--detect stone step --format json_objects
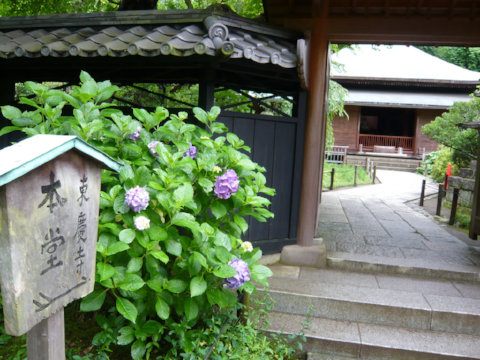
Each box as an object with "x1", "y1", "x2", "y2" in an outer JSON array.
[
  {"x1": 307, "y1": 352, "x2": 356, "y2": 359},
  {"x1": 260, "y1": 266, "x2": 480, "y2": 336},
  {"x1": 268, "y1": 312, "x2": 480, "y2": 359},
  {"x1": 327, "y1": 251, "x2": 480, "y2": 282}
]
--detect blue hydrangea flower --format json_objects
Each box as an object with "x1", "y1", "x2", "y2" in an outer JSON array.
[
  {"x1": 214, "y1": 169, "x2": 239, "y2": 199},
  {"x1": 183, "y1": 143, "x2": 197, "y2": 159},
  {"x1": 224, "y1": 258, "x2": 251, "y2": 289},
  {"x1": 125, "y1": 186, "x2": 150, "y2": 212},
  {"x1": 129, "y1": 126, "x2": 141, "y2": 141},
  {"x1": 148, "y1": 141, "x2": 161, "y2": 157}
]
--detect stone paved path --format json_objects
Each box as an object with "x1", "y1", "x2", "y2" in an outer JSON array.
[{"x1": 317, "y1": 170, "x2": 480, "y2": 268}]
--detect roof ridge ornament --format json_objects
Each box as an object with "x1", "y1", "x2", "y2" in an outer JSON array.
[{"x1": 204, "y1": 16, "x2": 234, "y2": 56}]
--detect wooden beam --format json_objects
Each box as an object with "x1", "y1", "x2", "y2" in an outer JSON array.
[
  {"x1": 326, "y1": 16, "x2": 480, "y2": 45},
  {"x1": 296, "y1": 0, "x2": 330, "y2": 247}
]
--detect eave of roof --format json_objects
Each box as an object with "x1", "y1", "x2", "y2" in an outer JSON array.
[
  {"x1": 345, "y1": 89, "x2": 473, "y2": 110},
  {"x1": 0, "y1": 8, "x2": 300, "y2": 69}
]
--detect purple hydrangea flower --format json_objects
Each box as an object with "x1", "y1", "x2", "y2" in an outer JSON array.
[
  {"x1": 125, "y1": 186, "x2": 150, "y2": 212},
  {"x1": 214, "y1": 169, "x2": 239, "y2": 199},
  {"x1": 224, "y1": 258, "x2": 251, "y2": 289},
  {"x1": 148, "y1": 141, "x2": 161, "y2": 157},
  {"x1": 128, "y1": 126, "x2": 141, "y2": 141},
  {"x1": 183, "y1": 143, "x2": 197, "y2": 159}
]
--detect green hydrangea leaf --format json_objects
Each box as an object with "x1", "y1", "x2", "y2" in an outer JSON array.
[
  {"x1": 117, "y1": 326, "x2": 135, "y2": 345},
  {"x1": 166, "y1": 239, "x2": 182, "y2": 257},
  {"x1": 131, "y1": 340, "x2": 146, "y2": 360},
  {"x1": 80, "y1": 290, "x2": 107, "y2": 312},
  {"x1": 116, "y1": 297, "x2": 138, "y2": 324},
  {"x1": 118, "y1": 274, "x2": 145, "y2": 291},
  {"x1": 251, "y1": 264, "x2": 273, "y2": 281},
  {"x1": 173, "y1": 183, "x2": 194, "y2": 207},
  {"x1": 126, "y1": 257, "x2": 143, "y2": 273},
  {"x1": 165, "y1": 279, "x2": 187, "y2": 294},
  {"x1": 150, "y1": 250, "x2": 169, "y2": 264},
  {"x1": 97, "y1": 262, "x2": 115, "y2": 282},
  {"x1": 213, "y1": 264, "x2": 237, "y2": 279},
  {"x1": 119, "y1": 229, "x2": 136, "y2": 244},
  {"x1": 211, "y1": 201, "x2": 227, "y2": 219},
  {"x1": 198, "y1": 178, "x2": 213, "y2": 193},
  {"x1": 184, "y1": 298, "x2": 199, "y2": 321},
  {"x1": 105, "y1": 241, "x2": 129, "y2": 256},
  {"x1": 190, "y1": 276, "x2": 207, "y2": 297},
  {"x1": 147, "y1": 275, "x2": 165, "y2": 292},
  {"x1": 155, "y1": 297, "x2": 170, "y2": 320},
  {"x1": 148, "y1": 224, "x2": 168, "y2": 242},
  {"x1": 1, "y1": 105, "x2": 22, "y2": 120}
]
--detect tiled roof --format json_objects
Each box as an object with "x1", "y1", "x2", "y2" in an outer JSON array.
[{"x1": 0, "y1": 13, "x2": 298, "y2": 69}]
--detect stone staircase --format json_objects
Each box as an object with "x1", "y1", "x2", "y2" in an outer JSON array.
[
  {"x1": 346, "y1": 154, "x2": 422, "y2": 173},
  {"x1": 259, "y1": 256, "x2": 480, "y2": 359}
]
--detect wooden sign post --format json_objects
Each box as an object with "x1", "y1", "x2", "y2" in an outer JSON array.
[{"x1": 0, "y1": 135, "x2": 121, "y2": 359}]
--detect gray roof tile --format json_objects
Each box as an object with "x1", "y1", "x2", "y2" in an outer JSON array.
[{"x1": 0, "y1": 15, "x2": 298, "y2": 68}]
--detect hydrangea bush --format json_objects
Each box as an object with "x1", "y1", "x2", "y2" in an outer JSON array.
[{"x1": 0, "y1": 72, "x2": 274, "y2": 359}]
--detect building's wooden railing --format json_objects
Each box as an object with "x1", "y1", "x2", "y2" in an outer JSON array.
[
  {"x1": 325, "y1": 145, "x2": 348, "y2": 163},
  {"x1": 358, "y1": 134, "x2": 414, "y2": 151}
]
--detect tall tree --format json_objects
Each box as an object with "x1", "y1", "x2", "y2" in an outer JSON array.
[
  {"x1": 417, "y1": 46, "x2": 480, "y2": 72},
  {"x1": 0, "y1": 0, "x2": 264, "y2": 17}
]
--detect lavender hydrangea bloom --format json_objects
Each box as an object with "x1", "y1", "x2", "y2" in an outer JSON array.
[
  {"x1": 125, "y1": 186, "x2": 150, "y2": 212},
  {"x1": 183, "y1": 143, "x2": 197, "y2": 159},
  {"x1": 148, "y1": 141, "x2": 161, "y2": 157},
  {"x1": 214, "y1": 169, "x2": 239, "y2": 199},
  {"x1": 128, "y1": 126, "x2": 141, "y2": 141},
  {"x1": 224, "y1": 258, "x2": 251, "y2": 289}
]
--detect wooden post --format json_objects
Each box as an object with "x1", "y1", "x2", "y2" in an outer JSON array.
[
  {"x1": 330, "y1": 168, "x2": 335, "y2": 190},
  {"x1": 27, "y1": 309, "x2": 65, "y2": 360},
  {"x1": 354, "y1": 165, "x2": 358, "y2": 186},
  {"x1": 436, "y1": 184, "x2": 444, "y2": 216},
  {"x1": 296, "y1": 1, "x2": 330, "y2": 247},
  {"x1": 449, "y1": 188, "x2": 460, "y2": 225},
  {"x1": 419, "y1": 179, "x2": 426, "y2": 206},
  {"x1": 372, "y1": 165, "x2": 377, "y2": 184}
]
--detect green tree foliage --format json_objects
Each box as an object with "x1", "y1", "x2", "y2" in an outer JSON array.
[
  {"x1": 0, "y1": 0, "x2": 263, "y2": 17},
  {"x1": 0, "y1": 0, "x2": 117, "y2": 16},
  {"x1": 422, "y1": 88, "x2": 480, "y2": 167},
  {"x1": 417, "y1": 46, "x2": 480, "y2": 72}
]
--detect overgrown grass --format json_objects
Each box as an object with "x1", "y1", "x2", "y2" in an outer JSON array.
[
  {"x1": 323, "y1": 163, "x2": 372, "y2": 189},
  {"x1": 444, "y1": 200, "x2": 472, "y2": 230}
]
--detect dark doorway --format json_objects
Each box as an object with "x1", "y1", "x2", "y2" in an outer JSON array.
[{"x1": 360, "y1": 107, "x2": 415, "y2": 137}]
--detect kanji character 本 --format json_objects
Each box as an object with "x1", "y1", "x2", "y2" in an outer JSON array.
[
  {"x1": 38, "y1": 171, "x2": 67, "y2": 213},
  {"x1": 77, "y1": 174, "x2": 89, "y2": 205}
]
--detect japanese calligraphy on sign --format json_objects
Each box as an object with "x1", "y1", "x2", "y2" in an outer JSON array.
[{"x1": 0, "y1": 151, "x2": 102, "y2": 336}]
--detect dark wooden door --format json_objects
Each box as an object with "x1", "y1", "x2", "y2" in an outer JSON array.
[{"x1": 219, "y1": 110, "x2": 304, "y2": 253}]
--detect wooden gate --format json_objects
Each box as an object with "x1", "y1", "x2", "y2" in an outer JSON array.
[{"x1": 219, "y1": 109, "x2": 305, "y2": 253}]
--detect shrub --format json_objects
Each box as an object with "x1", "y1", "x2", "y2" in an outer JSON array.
[
  {"x1": 0, "y1": 72, "x2": 275, "y2": 358},
  {"x1": 427, "y1": 146, "x2": 459, "y2": 183}
]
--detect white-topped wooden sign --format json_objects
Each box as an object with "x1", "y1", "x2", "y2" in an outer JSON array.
[{"x1": 0, "y1": 135, "x2": 121, "y2": 337}]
